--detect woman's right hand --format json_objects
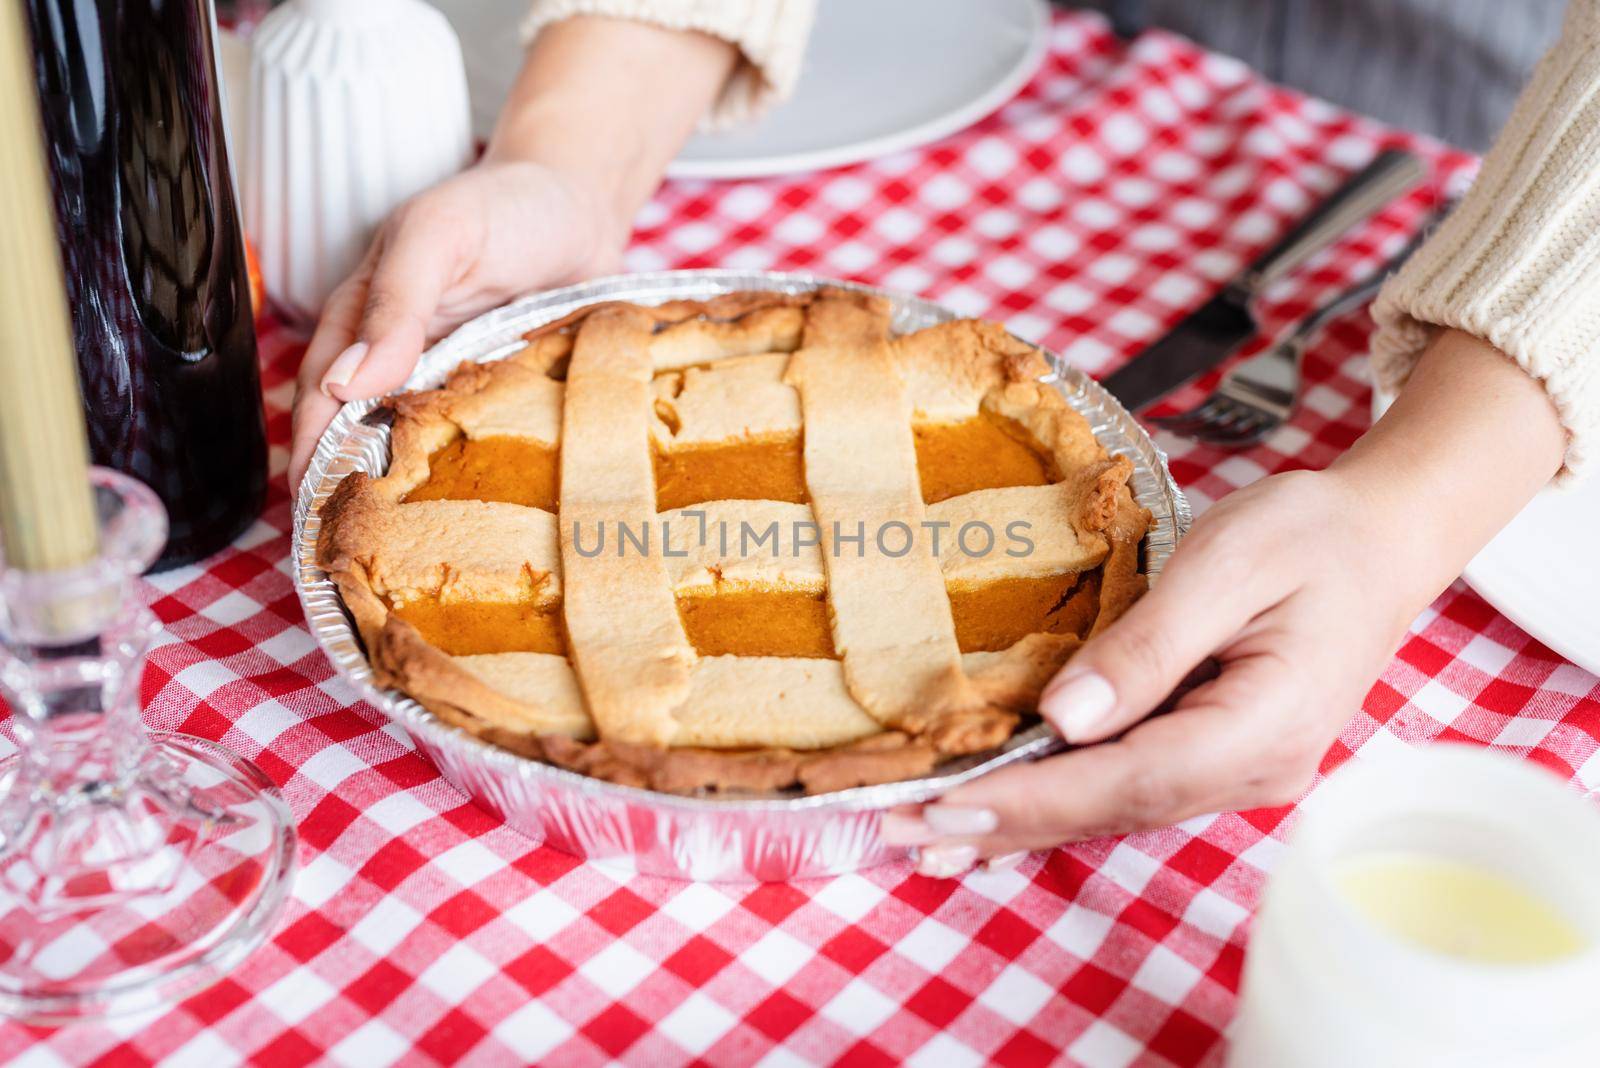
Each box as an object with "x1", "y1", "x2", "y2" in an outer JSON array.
[
  {"x1": 288, "y1": 157, "x2": 625, "y2": 493},
  {"x1": 288, "y1": 12, "x2": 743, "y2": 492}
]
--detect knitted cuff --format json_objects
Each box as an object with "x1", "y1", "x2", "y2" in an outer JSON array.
[
  {"x1": 1371, "y1": 6, "x2": 1600, "y2": 482},
  {"x1": 523, "y1": 0, "x2": 816, "y2": 130}
]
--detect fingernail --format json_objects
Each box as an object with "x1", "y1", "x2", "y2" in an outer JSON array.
[
  {"x1": 1039, "y1": 671, "x2": 1117, "y2": 742},
  {"x1": 922, "y1": 804, "x2": 998, "y2": 837},
  {"x1": 879, "y1": 812, "x2": 935, "y2": 846},
  {"x1": 320, "y1": 340, "x2": 370, "y2": 398},
  {"x1": 916, "y1": 844, "x2": 978, "y2": 879},
  {"x1": 983, "y1": 851, "x2": 1027, "y2": 873}
]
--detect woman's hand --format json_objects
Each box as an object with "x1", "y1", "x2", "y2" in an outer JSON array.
[
  {"x1": 288, "y1": 160, "x2": 620, "y2": 491},
  {"x1": 883, "y1": 329, "x2": 1567, "y2": 876},
  {"x1": 287, "y1": 15, "x2": 739, "y2": 492},
  {"x1": 883, "y1": 468, "x2": 1418, "y2": 873}
]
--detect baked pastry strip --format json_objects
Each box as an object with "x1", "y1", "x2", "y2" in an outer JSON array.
[
  {"x1": 441, "y1": 640, "x2": 1076, "y2": 751},
  {"x1": 437, "y1": 359, "x2": 564, "y2": 447},
  {"x1": 785, "y1": 294, "x2": 1004, "y2": 747},
  {"x1": 648, "y1": 304, "x2": 804, "y2": 371},
  {"x1": 333, "y1": 481, "x2": 1113, "y2": 610},
  {"x1": 321, "y1": 492, "x2": 562, "y2": 607},
  {"x1": 435, "y1": 317, "x2": 1068, "y2": 454},
  {"x1": 459, "y1": 652, "x2": 881, "y2": 750},
  {"x1": 556, "y1": 306, "x2": 697, "y2": 746}
]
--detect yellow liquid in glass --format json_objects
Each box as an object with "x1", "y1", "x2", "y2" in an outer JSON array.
[{"x1": 1335, "y1": 852, "x2": 1587, "y2": 965}]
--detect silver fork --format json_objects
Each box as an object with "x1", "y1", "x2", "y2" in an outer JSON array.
[{"x1": 1154, "y1": 208, "x2": 1447, "y2": 449}]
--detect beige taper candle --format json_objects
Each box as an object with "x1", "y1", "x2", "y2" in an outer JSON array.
[{"x1": 0, "y1": 0, "x2": 98, "y2": 572}]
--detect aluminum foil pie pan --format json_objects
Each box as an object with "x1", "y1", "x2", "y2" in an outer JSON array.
[{"x1": 293, "y1": 270, "x2": 1191, "y2": 881}]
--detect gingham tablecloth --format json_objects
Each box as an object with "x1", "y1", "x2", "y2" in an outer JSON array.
[{"x1": 8, "y1": 12, "x2": 1599, "y2": 1066}]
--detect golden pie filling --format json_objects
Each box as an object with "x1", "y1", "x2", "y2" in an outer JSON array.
[
  {"x1": 388, "y1": 572, "x2": 1102, "y2": 660},
  {"x1": 914, "y1": 410, "x2": 1057, "y2": 504},
  {"x1": 949, "y1": 573, "x2": 1101, "y2": 652},
  {"x1": 677, "y1": 583, "x2": 836, "y2": 658},
  {"x1": 654, "y1": 434, "x2": 808, "y2": 510},
  {"x1": 404, "y1": 410, "x2": 1057, "y2": 512},
  {"x1": 386, "y1": 596, "x2": 567, "y2": 656},
  {"x1": 404, "y1": 436, "x2": 559, "y2": 510}
]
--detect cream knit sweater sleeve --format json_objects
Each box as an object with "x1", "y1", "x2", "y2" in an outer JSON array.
[
  {"x1": 1372, "y1": 0, "x2": 1600, "y2": 480},
  {"x1": 523, "y1": 0, "x2": 816, "y2": 129}
]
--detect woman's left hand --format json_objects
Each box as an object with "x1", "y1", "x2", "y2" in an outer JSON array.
[
  {"x1": 881, "y1": 466, "x2": 1433, "y2": 876},
  {"x1": 883, "y1": 328, "x2": 1564, "y2": 878}
]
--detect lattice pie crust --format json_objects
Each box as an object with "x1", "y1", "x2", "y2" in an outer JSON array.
[{"x1": 318, "y1": 290, "x2": 1150, "y2": 794}]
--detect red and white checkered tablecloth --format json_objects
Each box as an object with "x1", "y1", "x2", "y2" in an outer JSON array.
[{"x1": 7, "y1": 11, "x2": 1599, "y2": 1066}]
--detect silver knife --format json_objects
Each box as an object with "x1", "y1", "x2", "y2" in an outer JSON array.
[{"x1": 1102, "y1": 148, "x2": 1426, "y2": 413}]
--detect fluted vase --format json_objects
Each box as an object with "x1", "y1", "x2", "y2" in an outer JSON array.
[{"x1": 243, "y1": 0, "x2": 473, "y2": 325}]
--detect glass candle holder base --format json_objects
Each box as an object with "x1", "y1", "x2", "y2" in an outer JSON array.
[
  {"x1": 0, "y1": 469, "x2": 296, "y2": 1023},
  {"x1": 0, "y1": 733, "x2": 295, "y2": 1024}
]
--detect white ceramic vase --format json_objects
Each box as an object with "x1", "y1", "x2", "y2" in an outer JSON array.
[{"x1": 243, "y1": 0, "x2": 473, "y2": 326}]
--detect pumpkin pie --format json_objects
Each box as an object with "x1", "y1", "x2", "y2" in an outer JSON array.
[{"x1": 317, "y1": 289, "x2": 1151, "y2": 795}]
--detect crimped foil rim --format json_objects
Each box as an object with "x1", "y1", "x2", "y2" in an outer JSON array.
[{"x1": 292, "y1": 270, "x2": 1191, "y2": 815}]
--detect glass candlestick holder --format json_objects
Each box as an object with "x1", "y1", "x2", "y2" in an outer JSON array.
[{"x1": 0, "y1": 468, "x2": 295, "y2": 1023}]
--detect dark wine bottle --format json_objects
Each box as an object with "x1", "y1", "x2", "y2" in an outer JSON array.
[{"x1": 26, "y1": 0, "x2": 268, "y2": 571}]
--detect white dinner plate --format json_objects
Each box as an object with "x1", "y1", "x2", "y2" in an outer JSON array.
[
  {"x1": 1374, "y1": 388, "x2": 1600, "y2": 675},
  {"x1": 427, "y1": 0, "x2": 1051, "y2": 179}
]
